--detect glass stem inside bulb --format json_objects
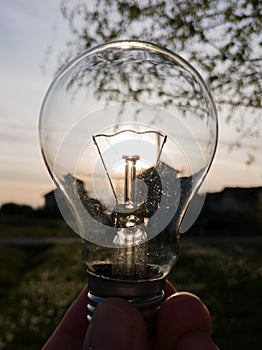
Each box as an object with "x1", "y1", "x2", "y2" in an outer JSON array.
[
  {"x1": 123, "y1": 155, "x2": 140, "y2": 204},
  {"x1": 112, "y1": 228, "x2": 148, "y2": 279},
  {"x1": 113, "y1": 154, "x2": 148, "y2": 280}
]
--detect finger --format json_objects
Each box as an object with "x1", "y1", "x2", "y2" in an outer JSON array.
[
  {"x1": 42, "y1": 284, "x2": 89, "y2": 350},
  {"x1": 82, "y1": 297, "x2": 147, "y2": 350},
  {"x1": 164, "y1": 280, "x2": 176, "y2": 299},
  {"x1": 153, "y1": 292, "x2": 211, "y2": 350},
  {"x1": 176, "y1": 330, "x2": 220, "y2": 350}
]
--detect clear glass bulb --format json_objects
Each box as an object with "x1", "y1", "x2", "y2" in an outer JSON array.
[{"x1": 39, "y1": 41, "x2": 218, "y2": 303}]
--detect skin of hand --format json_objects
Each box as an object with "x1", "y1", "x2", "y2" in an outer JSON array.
[{"x1": 42, "y1": 281, "x2": 219, "y2": 350}]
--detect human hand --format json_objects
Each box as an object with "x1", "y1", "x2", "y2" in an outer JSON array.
[{"x1": 42, "y1": 281, "x2": 219, "y2": 350}]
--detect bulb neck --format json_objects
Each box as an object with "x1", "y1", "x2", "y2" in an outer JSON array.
[
  {"x1": 87, "y1": 271, "x2": 165, "y2": 297},
  {"x1": 87, "y1": 272, "x2": 165, "y2": 339}
]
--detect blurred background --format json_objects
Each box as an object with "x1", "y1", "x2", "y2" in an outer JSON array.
[{"x1": 0, "y1": 1, "x2": 261, "y2": 349}]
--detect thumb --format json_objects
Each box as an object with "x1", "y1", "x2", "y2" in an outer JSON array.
[
  {"x1": 154, "y1": 292, "x2": 211, "y2": 350},
  {"x1": 82, "y1": 297, "x2": 147, "y2": 350}
]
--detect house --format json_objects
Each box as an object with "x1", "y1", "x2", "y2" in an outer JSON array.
[
  {"x1": 205, "y1": 187, "x2": 262, "y2": 219},
  {"x1": 43, "y1": 189, "x2": 60, "y2": 214},
  {"x1": 43, "y1": 188, "x2": 77, "y2": 231},
  {"x1": 197, "y1": 187, "x2": 262, "y2": 235}
]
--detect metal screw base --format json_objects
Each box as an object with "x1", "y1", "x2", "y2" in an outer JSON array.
[{"x1": 87, "y1": 290, "x2": 164, "y2": 338}]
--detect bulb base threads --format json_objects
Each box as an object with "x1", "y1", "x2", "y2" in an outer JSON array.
[{"x1": 87, "y1": 272, "x2": 165, "y2": 338}]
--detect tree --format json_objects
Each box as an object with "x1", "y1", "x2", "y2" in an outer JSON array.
[
  {"x1": 0, "y1": 203, "x2": 33, "y2": 216},
  {"x1": 58, "y1": 0, "x2": 261, "y2": 161}
]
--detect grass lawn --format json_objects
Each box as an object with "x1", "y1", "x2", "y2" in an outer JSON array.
[
  {"x1": 0, "y1": 239, "x2": 261, "y2": 349},
  {"x1": 0, "y1": 214, "x2": 74, "y2": 238}
]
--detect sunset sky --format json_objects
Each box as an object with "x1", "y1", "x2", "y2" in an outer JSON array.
[{"x1": 0, "y1": 0, "x2": 261, "y2": 208}]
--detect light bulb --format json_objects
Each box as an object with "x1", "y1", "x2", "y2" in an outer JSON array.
[{"x1": 39, "y1": 40, "x2": 218, "y2": 335}]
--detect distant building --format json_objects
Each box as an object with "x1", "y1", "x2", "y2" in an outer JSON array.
[
  {"x1": 43, "y1": 188, "x2": 77, "y2": 229},
  {"x1": 197, "y1": 187, "x2": 262, "y2": 236},
  {"x1": 205, "y1": 187, "x2": 262, "y2": 219},
  {"x1": 43, "y1": 189, "x2": 59, "y2": 214},
  {"x1": 43, "y1": 186, "x2": 262, "y2": 236}
]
